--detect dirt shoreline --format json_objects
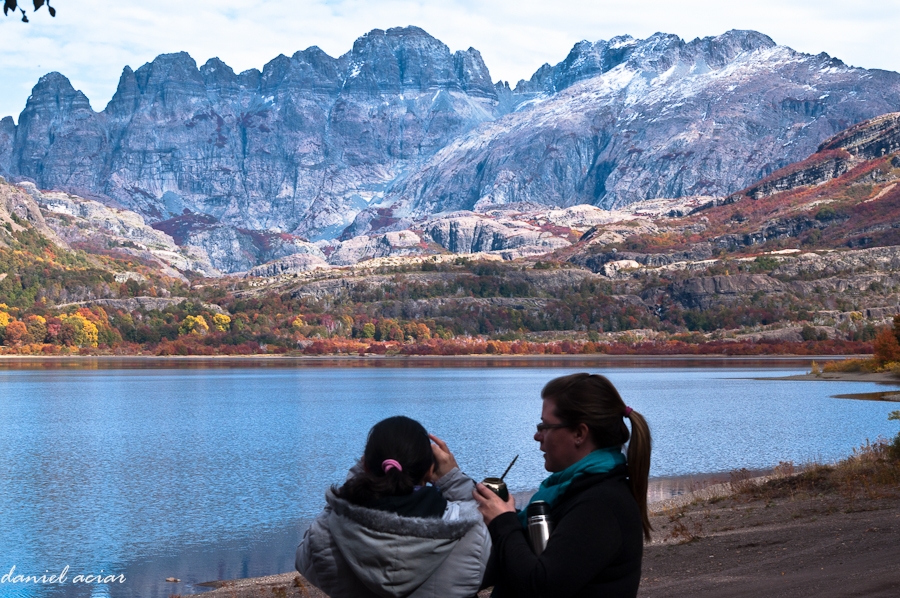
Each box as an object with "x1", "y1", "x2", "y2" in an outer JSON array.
[
  {"x1": 184, "y1": 474, "x2": 900, "y2": 598},
  {"x1": 640, "y1": 488, "x2": 900, "y2": 597},
  {"x1": 774, "y1": 371, "x2": 900, "y2": 383}
]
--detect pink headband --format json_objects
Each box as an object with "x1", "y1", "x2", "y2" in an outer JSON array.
[
  {"x1": 624, "y1": 406, "x2": 633, "y2": 417},
  {"x1": 382, "y1": 459, "x2": 402, "y2": 473}
]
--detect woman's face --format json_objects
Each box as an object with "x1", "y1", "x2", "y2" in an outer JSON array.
[{"x1": 534, "y1": 398, "x2": 584, "y2": 472}]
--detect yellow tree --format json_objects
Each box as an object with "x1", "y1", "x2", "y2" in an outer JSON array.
[
  {"x1": 291, "y1": 316, "x2": 306, "y2": 332},
  {"x1": 339, "y1": 315, "x2": 355, "y2": 336},
  {"x1": 61, "y1": 313, "x2": 99, "y2": 347},
  {"x1": 212, "y1": 313, "x2": 231, "y2": 332},
  {"x1": 179, "y1": 315, "x2": 210, "y2": 335}
]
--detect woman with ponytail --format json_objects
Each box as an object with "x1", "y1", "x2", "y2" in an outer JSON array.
[
  {"x1": 473, "y1": 373, "x2": 651, "y2": 598},
  {"x1": 296, "y1": 416, "x2": 490, "y2": 598}
]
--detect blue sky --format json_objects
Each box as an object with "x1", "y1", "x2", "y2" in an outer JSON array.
[{"x1": 0, "y1": 0, "x2": 896, "y2": 121}]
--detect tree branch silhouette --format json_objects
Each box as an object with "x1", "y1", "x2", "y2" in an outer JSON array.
[{"x1": 3, "y1": 0, "x2": 56, "y2": 22}]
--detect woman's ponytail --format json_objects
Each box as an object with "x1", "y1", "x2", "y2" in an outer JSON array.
[{"x1": 625, "y1": 409, "x2": 652, "y2": 541}]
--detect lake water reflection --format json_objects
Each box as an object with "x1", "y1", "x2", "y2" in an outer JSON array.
[{"x1": 1, "y1": 360, "x2": 898, "y2": 598}]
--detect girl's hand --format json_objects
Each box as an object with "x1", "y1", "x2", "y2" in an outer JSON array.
[
  {"x1": 473, "y1": 483, "x2": 516, "y2": 525},
  {"x1": 428, "y1": 434, "x2": 458, "y2": 480}
]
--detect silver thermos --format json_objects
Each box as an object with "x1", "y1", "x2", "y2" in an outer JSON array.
[{"x1": 527, "y1": 501, "x2": 552, "y2": 555}]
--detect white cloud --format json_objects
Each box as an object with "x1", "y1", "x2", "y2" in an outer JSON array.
[{"x1": 0, "y1": 0, "x2": 898, "y2": 121}]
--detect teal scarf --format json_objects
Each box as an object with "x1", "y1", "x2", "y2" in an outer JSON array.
[{"x1": 518, "y1": 447, "x2": 626, "y2": 527}]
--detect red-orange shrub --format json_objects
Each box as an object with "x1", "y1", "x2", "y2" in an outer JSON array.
[{"x1": 874, "y1": 326, "x2": 900, "y2": 365}]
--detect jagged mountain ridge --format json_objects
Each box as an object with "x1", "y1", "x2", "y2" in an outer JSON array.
[
  {"x1": 0, "y1": 26, "x2": 499, "y2": 241},
  {"x1": 368, "y1": 31, "x2": 900, "y2": 229},
  {"x1": 3, "y1": 27, "x2": 900, "y2": 274}
]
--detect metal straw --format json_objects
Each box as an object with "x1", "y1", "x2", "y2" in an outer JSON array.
[{"x1": 500, "y1": 454, "x2": 519, "y2": 481}]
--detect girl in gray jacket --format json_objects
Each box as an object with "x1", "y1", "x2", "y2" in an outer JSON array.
[{"x1": 296, "y1": 416, "x2": 491, "y2": 598}]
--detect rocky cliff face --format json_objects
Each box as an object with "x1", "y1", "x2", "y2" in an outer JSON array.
[
  {"x1": 4, "y1": 27, "x2": 900, "y2": 272},
  {"x1": 0, "y1": 117, "x2": 15, "y2": 178},
  {"x1": 669, "y1": 274, "x2": 786, "y2": 310}
]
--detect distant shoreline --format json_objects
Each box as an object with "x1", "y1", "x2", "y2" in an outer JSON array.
[{"x1": 0, "y1": 353, "x2": 865, "y2": 369}]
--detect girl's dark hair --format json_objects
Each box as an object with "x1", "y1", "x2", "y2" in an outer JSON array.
[
  {"x1": 334, "y1": 416, "x2": 435, "y2": 505},
  {"x1": 541, "y1": 373, "x2": 653, "y2": 541}
]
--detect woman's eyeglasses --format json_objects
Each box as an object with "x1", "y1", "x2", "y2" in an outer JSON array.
[{"x1": 536, "y1": 422, "x2": 571, "y2": 433}]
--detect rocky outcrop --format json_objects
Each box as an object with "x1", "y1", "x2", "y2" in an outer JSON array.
[
  {"x1": 669, "y1": 274, "x2": 785, "y2": 310},
  {"x1": 772, "y1": 246, "x2": 900, "y2": 278},
  {"x1": 177, "y1": 224, "x2": 324, "y2": 273},
  {"x1": 732, "y1": 326, "x2": 810, "y2": 343},
  {"x1": 788, "y1": 272, "x2": 900, "y2": 297},
  {"x1": 0, "y1": 179, "x2": 66, "y2": 248},
  {"x1": 422, "y1": 213, "x2": 570, "y2": 254},
  {"x1": 325, "y1": 230, "x2": 429, "y2": 266},
  {"x1": 570, "y1": 245, "x2": 715, "y2": 273},
  {"x1": 735, "y1": 151, "x2": 853, "y2": 200},
  {"x1": 818, "y1": 112, "x2": 900, "y2": 158},
  {"x1": 582, "y1": 246, "x2": 900, "y2": 311},
  {"x1": 0, "y1": 117, "x2": 14, "y2": 177},
  {"x1": 246, "y1": 253, "x2": 330, "y2": 277},
  {"x1": 713, "y1": 216, "x2": 823, "y2": 250},
  {"x1": 862, "y1": 306, "x2": 900, "y2": 320},
  {"x1": 728, "y1": 112, "x2": 900, "y2": 201},
  {"x1": 55, "y1": 297, "x2": 227, "y2": 314},
  {"x1": 319, "y1": 210, "x2": 575, "y2": 266},
  {"x1": 17, "y1": 182, "x2": 219, "y2": 278}
]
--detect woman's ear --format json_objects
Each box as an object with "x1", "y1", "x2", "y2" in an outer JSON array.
[
  {"x1": 425, "y1": 463, "x2": 436, "y2": 484},
  {"x1": 574, "y1": 422, "x2": 590, "y2": 447}
]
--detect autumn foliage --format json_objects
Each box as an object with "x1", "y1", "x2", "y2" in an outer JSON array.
[{"x1": 873, "y1": 316, "x2": 900, "y2": 365}]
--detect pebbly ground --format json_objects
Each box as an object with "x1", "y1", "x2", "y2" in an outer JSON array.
[{"x1": 640, "y1": 490, "x2": 900, "y2": 597}]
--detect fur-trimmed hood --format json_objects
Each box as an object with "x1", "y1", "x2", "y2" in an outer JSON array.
[
  {"x1": 297, "y1": 467, "x2": 491, "y2": 598},
  {"x1": 325, "y1": 489, "x2": 481, "y2": 598}
]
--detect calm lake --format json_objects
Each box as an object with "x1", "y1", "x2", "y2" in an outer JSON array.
[{"x1": 1, "y1": 358, "x2": 898, "y2": 598}]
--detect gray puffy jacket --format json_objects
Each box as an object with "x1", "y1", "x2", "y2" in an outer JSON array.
[{"x1": 296, "y1": 467, "x2": 490, "y2": 598}]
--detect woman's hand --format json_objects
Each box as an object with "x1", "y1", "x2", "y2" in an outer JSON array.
[
  {"x1": 428, "y1": 434, "x2": 458, "y2": 481},
  {"x1": 473, "y1": 483, "x2": 516, "y2": 525}
]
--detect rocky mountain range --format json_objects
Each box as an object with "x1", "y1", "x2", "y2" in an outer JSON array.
[
  {"x1": 2, "y1": 27, "x2": 900, "y2": 273},
  {"x1": 4, "y1": 105, "x2": 900, "y2": 349}
]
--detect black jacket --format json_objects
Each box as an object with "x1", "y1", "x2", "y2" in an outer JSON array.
[{"x1": 485, "y1": 465, "x2": 643, "y2": 598}]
